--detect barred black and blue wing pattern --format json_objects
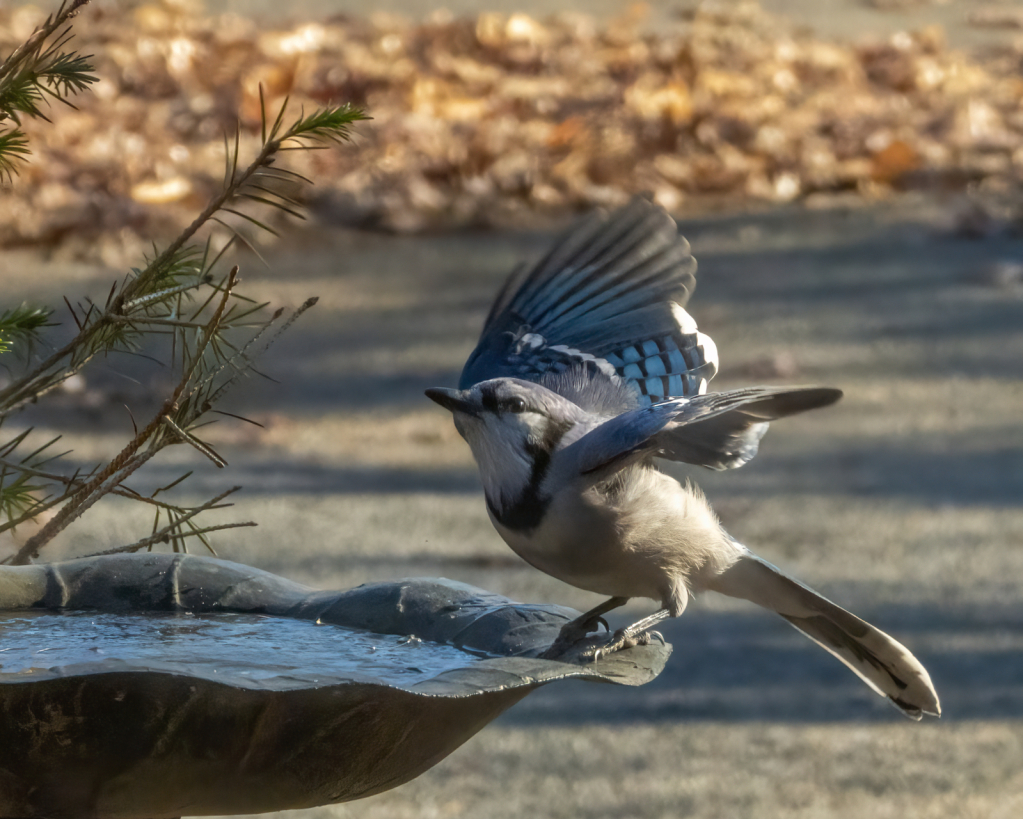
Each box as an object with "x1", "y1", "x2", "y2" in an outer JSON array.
[{"x1": 459, "y1": 198, "x2": 719, "y2": 412}]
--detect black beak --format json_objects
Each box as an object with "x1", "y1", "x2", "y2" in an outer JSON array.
[{"x1": 425, "y1": 387, "x2": 478, "y2": 416}]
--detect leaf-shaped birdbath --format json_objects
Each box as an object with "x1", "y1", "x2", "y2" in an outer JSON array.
[{"x1": 0, "y1": 554, "x2": 669, "y2": 818}]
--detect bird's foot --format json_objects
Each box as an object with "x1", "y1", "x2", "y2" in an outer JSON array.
[
  {"x1": 583, "y1": 608, "x2": 673, "y2": 661},
  {"x1": 539, "y1": 612, "x2": 611, "y2": 660},
  {"x1": 589, "y1": 628, "x2": 665, "y2": 661}
]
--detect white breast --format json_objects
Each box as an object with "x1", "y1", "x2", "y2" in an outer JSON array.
[{"x1": 490, "y1": 468, "x2": 739, "y2": 606}]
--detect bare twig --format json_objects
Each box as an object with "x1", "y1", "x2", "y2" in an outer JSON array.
[{"x1": 160, "y1": 415, "x2": 227, "y2": 468}]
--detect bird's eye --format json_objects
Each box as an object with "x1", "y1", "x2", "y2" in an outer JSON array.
[{"x1": 506, "y1": 396, "x2": 527, "y2": 413}]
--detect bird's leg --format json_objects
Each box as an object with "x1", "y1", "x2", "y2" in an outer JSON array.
[
  {"x1": 565, "y1": 595, "x2": 629, "y2": 637},
  {"x1": 591, "y1": 608, "x2": 673, "y2": 660},
  {"x1": 539, "y1": 596, "x2": 629, "y2": 660}
]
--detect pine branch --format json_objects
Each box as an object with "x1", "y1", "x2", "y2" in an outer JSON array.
[
  {"x1": 0, "y1": 1, "x2": 93, "y2": 102},
  {"x1": 10, "y1": 450, "x2": 153, "y2": 564},
  {"x1": 0, "y1": 455, "x2": 227, "y2": 536},
  {"x1": 1, "y1": 7, "x2": 365, "y2": 561},
  {"x1": 0, "y1": 249, "x2": 208, "y2": 414},
  {"x1": 0, "y1": 426, "x2": 71, "y2": 528},
  {"x1": 0, "y1": 463, "x2": 49, "y2": 523},
  {"x1": 35, "y1": 47, "x2": 96, "y2": 102},
  {"x1": 0, "y1": 1, "x2": 96, "y2": 180},
  {"x1": 76, "y1": 486, "x2": 252, "y2": 558},
  {"x1": 0, "y1": 128, "x2": 30, "y2": 183},
  {"x1": 82, "y1": 520, "x2": 257, "y2": 559},
  {"x1": 0, "y1": 304, "x2": 56, "y2": 357},
  {"x1": 283, "y1": 103, "x2": 369, "y2": 144},
  {"x1": 0, "y1": 97, "x2": 364, "y2": 417},
  {"x1": 122, "y1": 98, "x2": 366, "y2": 307}
]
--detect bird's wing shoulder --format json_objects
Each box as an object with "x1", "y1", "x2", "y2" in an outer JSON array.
[{"x1": 560, "y1": 398, "x2": 691, "y2": 482}]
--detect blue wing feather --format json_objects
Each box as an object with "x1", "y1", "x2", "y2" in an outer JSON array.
[
  {"x1": 568, "y1": 387, "x2": 844, "y2": 477},
  {"x1": 460, "y1": 198, "x2": 718, "y2": 411}
]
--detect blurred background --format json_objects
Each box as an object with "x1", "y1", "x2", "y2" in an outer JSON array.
[{"x1": 1, "y1": 0, "x2": 1022, "y2": 816}]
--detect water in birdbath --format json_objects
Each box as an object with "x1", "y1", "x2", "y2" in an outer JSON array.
[{"x1": 0, "y1": 610, "x2": 493, "y2": 688}]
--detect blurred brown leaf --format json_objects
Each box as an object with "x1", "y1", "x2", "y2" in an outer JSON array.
[{"x1": 3, "y1": 0, "x2": 1023, "y2": 250}]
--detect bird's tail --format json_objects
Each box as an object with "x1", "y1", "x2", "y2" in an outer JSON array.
[{"x1": 708, "y1": 551, "x2": 941, "y2": 720}]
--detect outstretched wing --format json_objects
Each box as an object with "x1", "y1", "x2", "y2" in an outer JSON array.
[
  {"x1": 563, "y1": 386, "x2": 843, "y2": 478},
  {"x1": 459, "y1": 198, "x2": 718, "y2": 412}
]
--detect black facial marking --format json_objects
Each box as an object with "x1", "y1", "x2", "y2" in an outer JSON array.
[
  {"x1": 483, "y1": 386, "x2": 530, "y2": 416},
  {"x1": 487, "y1": 416, "x2": 573, "y2": 533},
  {"x1": 481, "y1": 386, "x2": 499, "y2": 413}
]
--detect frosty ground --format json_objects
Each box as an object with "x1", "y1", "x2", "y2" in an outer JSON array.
[{"x1": 4, "y1": 196, "x2": 1021, "y2": 816}]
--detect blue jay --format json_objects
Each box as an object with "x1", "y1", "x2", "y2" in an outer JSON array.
[{"x1": 426, "y1": 198, "x2": 940, "y2": 720}]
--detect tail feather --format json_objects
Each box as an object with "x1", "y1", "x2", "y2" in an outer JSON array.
[{"x1": 710, "y1": 553, "x2": 941, "y2": 720}]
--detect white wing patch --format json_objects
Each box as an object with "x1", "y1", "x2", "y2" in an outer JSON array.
[
  {"x1": 518, "y1": 332, "x2": 545, "y2": 350},
  {"x1": 694, "y1": 331, "x2": 718, "y2": 395},
  {"x1": 548, "y1": 344, "x2": 619, "y2": 378},
  {"x1": 671, "y1": 302, "x2": 699, "y2": 334},
  {"x1": 505, "y1": 330, "x2": 624, "y2": 385}
]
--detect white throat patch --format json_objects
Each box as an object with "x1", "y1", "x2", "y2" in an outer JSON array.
[{"x1": 457, "y1": 410, "x2": 550, "y2": 510}]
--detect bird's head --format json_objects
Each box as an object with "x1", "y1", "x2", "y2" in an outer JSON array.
[{"x1": 425, "y1": 378, "x2": 584, "y2": 506}]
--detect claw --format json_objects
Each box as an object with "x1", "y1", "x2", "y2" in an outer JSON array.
[{"x1": 539, "y1": 597, "x2": 634, "y2": 660}]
